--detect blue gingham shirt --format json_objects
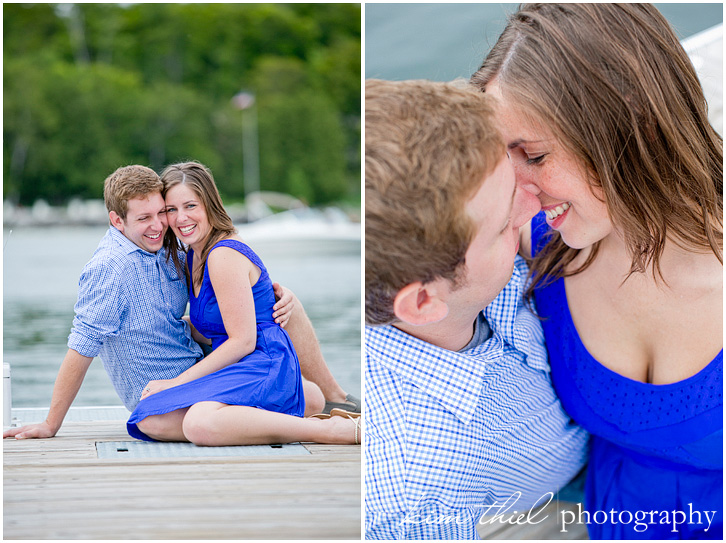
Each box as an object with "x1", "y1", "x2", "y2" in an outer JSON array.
[
  {"x1": 68, "y1": 227, "x2": 203, "y2": 410},
  {"x1": 365, "y1": 256, "x2": 588, "y2": 539}
]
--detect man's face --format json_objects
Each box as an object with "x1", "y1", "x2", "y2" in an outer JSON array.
[
  {"x1": 111, "y1": 193, "x2": 168, "y2": 253},
  {"x1": 446, "y1": 153, "x2": 541, "y2": 311}
]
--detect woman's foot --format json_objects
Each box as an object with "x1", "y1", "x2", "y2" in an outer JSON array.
[{"x1": 319, "y1": 413, "x2": 362, "y2": 444}]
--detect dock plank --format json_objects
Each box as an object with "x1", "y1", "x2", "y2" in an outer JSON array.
[{"x1": 3, "y1": 419, "x2": 361, "y2": 540}]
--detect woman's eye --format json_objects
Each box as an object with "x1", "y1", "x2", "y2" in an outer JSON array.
[{"x1": 526, "y1": 154, "x2": 546, "y2": 165}]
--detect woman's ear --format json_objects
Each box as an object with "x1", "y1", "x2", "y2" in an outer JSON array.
[{"x1": 393, "y1": 281, "x2": 449, "y2": 326}]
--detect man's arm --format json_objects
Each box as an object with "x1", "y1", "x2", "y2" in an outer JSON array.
[{"x1": 3, "y1": 349, "x2": 92, "y2": 439}]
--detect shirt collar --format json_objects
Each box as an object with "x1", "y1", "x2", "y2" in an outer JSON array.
[
  {"x1": 365, "y1": 255, "x2": 548, "y2": 424},
  {"x1": 366, "y1": 323, "x2": 503, "y2": 424}
]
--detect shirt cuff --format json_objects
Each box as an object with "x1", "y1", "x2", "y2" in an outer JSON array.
[{"x1": 67, "y1": 331, "x2": 102, "y2": 358}]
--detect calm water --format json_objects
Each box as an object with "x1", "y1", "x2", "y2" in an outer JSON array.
[
  {"x1": 365, "y1": 3, "x2": 723, "y2": 81},
  {"x1": 3, "y1": 224, "x2": 361, "y2": 407}
]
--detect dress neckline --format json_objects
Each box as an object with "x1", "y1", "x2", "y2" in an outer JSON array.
[
  {"x1": 187, "y1": 239, "x2": 265, "y2": 300},
  {"x1": 553, "y1": 275, "x2": 722, "y2": 389}
]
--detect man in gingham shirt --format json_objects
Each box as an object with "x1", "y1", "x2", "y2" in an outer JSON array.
[
  {"x1": 365, "y1": 80, "x2": 588, "y2": 539},
  {"x1": 4, "y1": 165, "x2": 353, "y2": 441}
]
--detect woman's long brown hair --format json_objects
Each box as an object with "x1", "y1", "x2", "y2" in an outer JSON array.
[{"x1": 471, "y1": 3, "x2": 722, "y2": 296}]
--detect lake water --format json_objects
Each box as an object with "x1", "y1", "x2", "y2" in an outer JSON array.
[
  {"x1": 365, "y1": 3, "x2": 723, "y2": 81},
  {"x1": 3, "y1": 224, "x2": 361, "y2": 408}
]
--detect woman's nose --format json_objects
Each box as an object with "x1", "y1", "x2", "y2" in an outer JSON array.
[
  {"x1": 512, "y1": 163, "x2": 541, "y2": 197},
  {"x1": 512, "y1": 184, "x2": 542, "y2": 229}
]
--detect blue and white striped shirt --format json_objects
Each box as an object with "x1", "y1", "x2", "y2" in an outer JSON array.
[
  {"x1": 365, "y1": 256, "x2": 588, "y2": 539},
  {"x1": 68, "y1": 227, "x2": 203, "y2": 410}
]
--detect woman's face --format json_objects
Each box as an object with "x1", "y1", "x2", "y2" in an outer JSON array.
[
  {"x1": 487, "y1": 80, "x2": 613, "y2": 249},
  {"x1": 164, "y1": 183, "x2": 210, "y2": 250}
]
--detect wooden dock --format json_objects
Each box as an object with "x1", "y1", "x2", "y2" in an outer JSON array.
[{"x1": 3, "y1": 408, "x2": 361, "y2": 540}]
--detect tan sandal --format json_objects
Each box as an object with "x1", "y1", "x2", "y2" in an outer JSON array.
[
  {"x1": 330, "y1": 408, "x2": 361, "y2": 419},
  {"x1": 353, "y1": 416, "x2": 362, "y2": 445}
]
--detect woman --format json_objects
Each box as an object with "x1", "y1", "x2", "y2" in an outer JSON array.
[
  {"x1": 471, "y1": 4, "x2": 722, "y2": 539},
  {"x1": 127, "y1": 162, "x2": 360, "y2": 445}
]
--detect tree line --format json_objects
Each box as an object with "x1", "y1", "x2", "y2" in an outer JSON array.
[{"x1": 3, "y1": 3, "x2": 361, "y2": 207}]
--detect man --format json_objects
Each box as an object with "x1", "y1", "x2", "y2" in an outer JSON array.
[
  {"x1": 364, "y1": 79, "x2": 588, "y2": 539},
  {"x1": 4, "y1": 164, "x2": 357, "y2": 440}
]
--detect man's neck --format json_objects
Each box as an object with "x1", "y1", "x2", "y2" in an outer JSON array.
[{"x1": 393, "y1": 308, "x2": 481, "y2": 352}]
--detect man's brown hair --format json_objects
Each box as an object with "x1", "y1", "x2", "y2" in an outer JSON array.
[
  {"x1": 103, "y1": 165, "x2": 163, "y2": 220},
  {"x1": 365, "y1": 79, "x2": 504, "y2": 325}
]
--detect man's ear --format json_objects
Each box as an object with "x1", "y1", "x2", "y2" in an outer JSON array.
[
  {"x1": 393, "y1": 281, "x2": 449, "y2": 325},
  {"x1": 109, "y1": 211, "x2": 125, "y2": 232}
]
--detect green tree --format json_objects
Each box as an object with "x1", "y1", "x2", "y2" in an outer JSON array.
[
  {"x1": 252, "y1": 57, "x2": 347, "y2": 203},
  {"x1": 3, "y1": 3, "x2": 360, "y2": 207}
]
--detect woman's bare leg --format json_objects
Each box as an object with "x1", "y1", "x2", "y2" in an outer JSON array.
[
  {"x1": 303, "y1": 379, "x2": 325, "y2": 417},
  {"x1": 182, "y1": 401, "x2": 358, "y2": 447},
  {"x1": 135, "y1": 408, "x2": 189, "y2": 442}
]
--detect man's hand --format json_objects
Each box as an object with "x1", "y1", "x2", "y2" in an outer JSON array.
[
  {"x1": 272, "y1": 283, "x2": 297, "y2": 328},
  {"x1": 140, "y1": 378, "x2": 180, "y2": 400},
  {"x1": 3, "y1": 420, "x2": 58, "y2": 440}
]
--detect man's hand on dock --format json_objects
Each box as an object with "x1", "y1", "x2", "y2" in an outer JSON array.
[{"x1": 3, "y1": 421, "x2": 57, "y2": 440}]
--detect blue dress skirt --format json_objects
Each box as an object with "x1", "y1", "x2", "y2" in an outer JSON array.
[
  {"x1": 532, "y1": 212, "x2": 723, "y2": 540},
  {"x1": 127, "y1": 239, "x2": 305, "y2": 441}
]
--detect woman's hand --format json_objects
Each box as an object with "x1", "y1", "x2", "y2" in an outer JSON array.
[
  {"x1": 272, "y1": 282, "x2": 297, "y2": 328},
  {"x1": 140, "y1": 378, "x2": 180, "y2": 400}
]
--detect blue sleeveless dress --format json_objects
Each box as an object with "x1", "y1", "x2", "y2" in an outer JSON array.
[
  {"x1": 127, "y1": 239, "x2": 305, "y2": 441},
  {"x1": 532, "y1": 212, "x2": 723, "y2": 539}
]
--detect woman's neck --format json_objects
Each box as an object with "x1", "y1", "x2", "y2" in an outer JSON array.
[{"x1": 584, "y1": 229, "x2": 722, "y2": 288}]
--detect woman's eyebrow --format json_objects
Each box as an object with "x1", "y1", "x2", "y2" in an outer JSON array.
[
  {"x1": 507, "y1": 138, "x2": 547, "y2": 150},
  {"x1": 507, "y1": 139, "x2": 526, "y2": 150}
]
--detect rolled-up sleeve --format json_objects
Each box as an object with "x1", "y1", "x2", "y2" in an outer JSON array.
[{"x1": 68, "y1": 259, "x2": 128, "y2": 357}]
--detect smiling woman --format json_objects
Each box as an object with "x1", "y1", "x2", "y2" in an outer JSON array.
[
  {"x1": 126, "y1": 161, "x2": 361, "y2": 446},
  {"x1": 487, "y1": 79, "x2": 613, "y2": 251},
  {"x1": 471, "y1": 3, "x2": 723, "y2": 539}
]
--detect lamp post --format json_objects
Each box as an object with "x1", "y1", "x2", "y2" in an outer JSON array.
[{"x1": 231, "y1": 91, "x2": 260, "y2": 197}]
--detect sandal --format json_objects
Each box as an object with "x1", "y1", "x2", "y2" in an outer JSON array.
[
  {"x1": 309, "y1": 410, "x2": 362, "y2": 444},
  {"x1": 309, "y1": 408, "x2": 360, "y2": 420},
  {"x1": 330, "y1": 408, "x2": 361, "y2": 419},
  {"x1": 353, "y1": 415, "x2": 362, "y2": 445},
  {"x1": 322, "y1": 394, "x2": 361, "y2": 415}
]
